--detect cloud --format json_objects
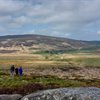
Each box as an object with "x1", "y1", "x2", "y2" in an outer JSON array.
[
  {"x1": 0, "y1": 0, "x2": 100, "y2": 40},
  {"x1": 0, "y1": 0, "x2": 25, "y2": 14},
  {"x1": 97, "y1": 31, "x2": 100, "y2": 35}
]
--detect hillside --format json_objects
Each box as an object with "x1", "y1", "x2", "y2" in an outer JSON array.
[{"x1": 0, "y1": 34, "x2": 100, "y2": 54}]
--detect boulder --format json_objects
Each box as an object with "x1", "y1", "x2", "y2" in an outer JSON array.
[
  {"x1": 21, "y1": 87, "x2": 100, "y2": 100},
  {"x1": 0, "y1": 94, "x2": 22, "y2": 100}
]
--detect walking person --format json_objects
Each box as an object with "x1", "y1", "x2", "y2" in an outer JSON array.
[
  {"x1": 10, "y1": 65, "x2": 15, "y2": 78},
  {"x1": 15, "y1": 67, "x2": 19, "y2": 76},
  {"x1": 19, "y1": 67, "x2": 23, "y2": 76}
]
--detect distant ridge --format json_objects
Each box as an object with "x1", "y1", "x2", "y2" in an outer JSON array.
[{"x1": 0, "y1": 34, "x2": 99, "y2": 54}]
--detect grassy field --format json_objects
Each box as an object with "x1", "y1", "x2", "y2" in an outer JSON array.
[
  {"x1": 0, "y1": 53, "x2": 100, "y2": 76},
  {"x1": 0, "y1": 53, "x2": 99, "y2": 94},
  {"x1": 0, "y1": 72, "x2": 99, "y2": 95},
  {"x1": 0, "y1": 53, "x2": 100, "y2": 68}
]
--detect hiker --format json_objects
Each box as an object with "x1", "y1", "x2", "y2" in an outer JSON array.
[
  {"x1": 10, "y1": 65, "x2": 15, "y2": 77},
  {"x1": 19, "y1": 67, "x2": 23, "y2": 76},
  {"x1": 15, "y1": 67, "x2": 19, "y2": 75}
]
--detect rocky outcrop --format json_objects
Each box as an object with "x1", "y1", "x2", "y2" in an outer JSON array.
[
  {"x1": 0, "y1": 94, "x2": 22, "y2": 100},
  {"x1": 0, "y1": 87, "x2": 100, "y2": 100},
  {"x1": 21, "y1": 87, "x2": 100, "y2": 100}
]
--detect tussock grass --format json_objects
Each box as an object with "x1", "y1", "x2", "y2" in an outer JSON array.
[{"x1": 0, "y1": 72, "x2": 99, "y2": 95}]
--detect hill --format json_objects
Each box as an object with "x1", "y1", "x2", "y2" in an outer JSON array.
[{"x1": 0, "y1": 34, "x2": 99, "y2": 54}]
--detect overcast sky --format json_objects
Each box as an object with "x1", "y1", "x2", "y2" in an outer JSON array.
[{"x1": 0, "y1": 0, "x2": 100, "y2": 40}]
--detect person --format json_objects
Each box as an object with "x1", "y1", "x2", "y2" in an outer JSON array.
[
  {"x1": 15, "y1": 67, "x2": 19, "y2": 75},
  {"x1": 19, "y1": 67, "x2": 23, "y2": 76},
  {"x1": 10, "y1": 65, "x2": 15, "y2": 77}
]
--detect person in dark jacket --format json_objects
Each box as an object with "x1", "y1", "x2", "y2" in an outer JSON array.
[
  {"x1": 10, "y1": 65, "x2": 15, "y2": 77},
  {"x1": 19, "y1": 67, "x2": 23, "y2": 76},
  {"x1": 15, "y1": 68, "x2": 19, "y2": 75}
]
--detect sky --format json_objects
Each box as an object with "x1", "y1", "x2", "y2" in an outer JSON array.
[{"x1": 0, "y1": 0, "x2": 100, "y2": 40}]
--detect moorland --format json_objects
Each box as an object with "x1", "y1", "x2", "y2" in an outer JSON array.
[{"x1": 0, "y1": 34, "x2": 99, "y2": 95}]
